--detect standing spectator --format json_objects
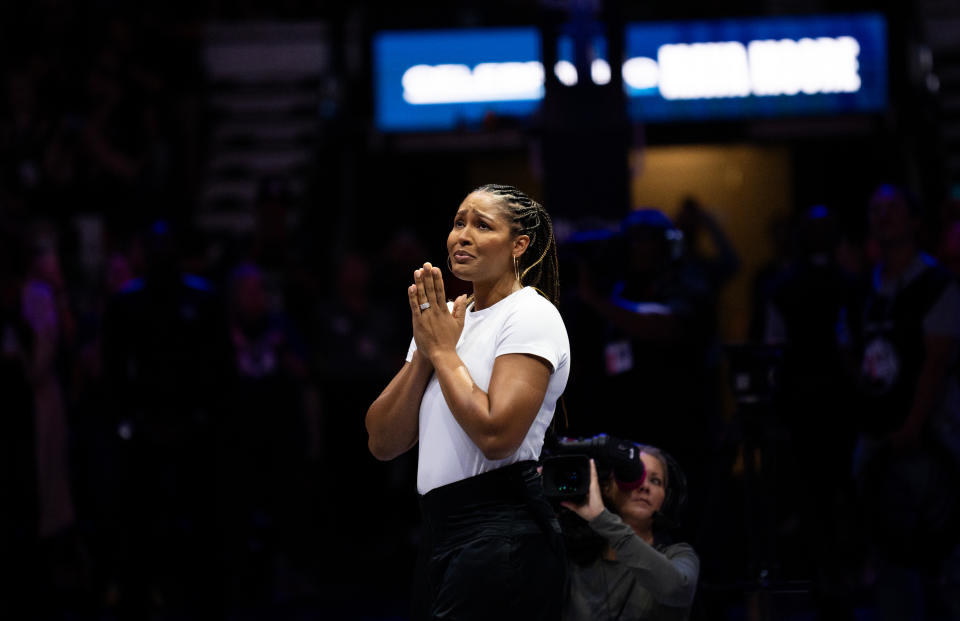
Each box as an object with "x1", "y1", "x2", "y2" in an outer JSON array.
[
  {"x1": 0, "y1": 223, "x2": 38, "y2": 620},
  {"x1": 764, "y1": 205, "x2": 862, "y2": 613},
  {"x1": 846, "y1": 184, "x2": 960, "y2": 621},
  {"x1": 101, "y1": 220, "x2": 228, "y2": 618},
  {"x1": 674, "y1": 196, "x2": 740, "y2": 296},
  {"x1": 936, "y1": 196, "x2": 960, "y2": 279},
  {"x1": 219, "y1": 262, "x2": 318, "y2": 608},
  {"x1": 749, "y1": 213, "x2": 794, "y2": 342},
  {"x1": 23, "y1": 232, "x2": 76, "y2": 540},
  {"x1": 317, "y1": 251, "x2": 410, "y2": 571}
]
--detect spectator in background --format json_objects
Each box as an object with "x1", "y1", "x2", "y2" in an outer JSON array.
[
  {"x1": 23, "y1": 229, "x2": 76, "y2": 540},
  {"x1": 749, "y1": 213, "x2": 794, "y2": 342},
  {"x1": 219, "y1": 261, "x2": 319, "y2": 607},
  {"x1": 941, "y1": 220, "x2": 960, "y2": 279},
  {"x1": 845, "y1": 184, "x2": 960, "y2": 621},
  {"x1": 317, "y1": 251, "x2": 405, "y2": 409},
  {"x1": 0, "y1": 222, "x2": 39, "y2": 620},
  {"x1": 69, "y1": 244, "x2": 137, "y2": 612},
  {"x1": 571, "y1": 206, "x2": 735, "y2": 539},
  {"x1": 317, "y1": 250, "x2": 410, "y2": 570},
  {"x1": 673, "y1": 195, "x2": 740, "y2": 440},
  {"x1": 674, "y1": 196, "x2": 740, "y2": 296},
  {"x1": 0, "y1": 60, "x2": 83, "y2": 218},
  {"x1": 937, "y1": 196, "x2": 960, "y2": 279},
  {"x1": 101, "y1": 219, "x2": 228, "y2": 618},
  {"x1": 763, "y1": 204, "x2": 861, "y2": 614},
  {"x1": 246, "y1": 174, "x2": 322, "y2": 350},
  {"x1": 0, "y1": 221, "x2": 83, "y2": 618}
]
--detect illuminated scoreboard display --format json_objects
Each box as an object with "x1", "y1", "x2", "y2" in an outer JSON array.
[
  {"x1": 374, "y1": 14, "x2": 887, "y2": 131},
  {"x1": 375, "y1": 28, "x2": 544, "y2": 131},
  {"x1": 623, "y1": 14, "x2": 887, "y2": 121}
]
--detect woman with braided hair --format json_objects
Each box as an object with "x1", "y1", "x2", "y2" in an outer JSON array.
[{"x1": 367, "y1": 184, "x2": 570, "y2": 619}]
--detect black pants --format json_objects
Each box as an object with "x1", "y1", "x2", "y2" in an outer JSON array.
[{"x1": 413, "y1": 461, "x2": 566, "y2": 620}]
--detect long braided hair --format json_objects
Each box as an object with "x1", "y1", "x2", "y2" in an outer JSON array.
[{"x1": 473, "y1": 184, "x2": 560, "y2": 308}]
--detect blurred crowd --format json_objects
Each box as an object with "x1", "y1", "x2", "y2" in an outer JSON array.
[
  {"x1": 558, "y1": 187, "x2": 960, "y2": 620},
  {"x1": 4, "y1": 7, "x2": 960, "y2": 621},
  {"x1": 0, "y1": 10, "x2": 418, "y2": 619}
]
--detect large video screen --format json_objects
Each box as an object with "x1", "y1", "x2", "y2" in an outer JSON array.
[
  {"x1": 623, "y1": 14, "x2": 887, "y2": 121},
  {"x1": 374, "y1": 27, "x2": 543, "y2": 132},
  {"x1": 373, "y1": 14, "x2": 886, "y2": 131}
]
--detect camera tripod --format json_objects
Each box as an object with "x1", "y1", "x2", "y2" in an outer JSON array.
[{"x1": 695, "y1": 345, "x2": 813, "y2": 621}]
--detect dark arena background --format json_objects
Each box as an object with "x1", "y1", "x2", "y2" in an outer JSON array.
[{"x1": 3, "y1": 0, "x2": 960, "y2": 619}]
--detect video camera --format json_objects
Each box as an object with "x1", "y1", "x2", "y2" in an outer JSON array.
[{"x1": 540, "y1": 434, "x2": 645, "y2": 503}]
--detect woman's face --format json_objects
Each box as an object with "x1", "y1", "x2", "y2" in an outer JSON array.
[
  {"x1": 606, "y1": 452, "x2": 667, "y2": 526},
  {"x1": 447, "y1": 191, "x2": 520, "y2": 283}
]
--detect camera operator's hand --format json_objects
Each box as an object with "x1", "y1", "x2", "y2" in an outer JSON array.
[{"x1": 561, "y1": 459, "x2": 605, "y2": 522}]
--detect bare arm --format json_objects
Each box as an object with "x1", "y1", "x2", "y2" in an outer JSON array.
[
  {"x1": 890, "y1": 334, "x2": 958, "y2": 450},
  {"x1": 698, "y1": 208, "x2": 740, "y2": 284},
  {"x1": 365, "y1": 349, "x2": 432, "y2": 461},
  {"x1": 431, "y1": 350, "x2": 551, "y2": 460},
  {"x1": 412, "y1": 263, "x2": 552, "y2": 460}
]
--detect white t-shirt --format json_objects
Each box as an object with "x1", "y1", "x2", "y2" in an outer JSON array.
[{"x1": 406, "y1": 286, "x2": 570, "y2": 494}]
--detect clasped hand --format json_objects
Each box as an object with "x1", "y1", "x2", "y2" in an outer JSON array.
[{"x1": 408, "y1": 262, "x2": 467, "y2": 363}]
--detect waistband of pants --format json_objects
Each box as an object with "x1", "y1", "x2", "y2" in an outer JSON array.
[{"x1": 420, "y1": 461, "x2": 540, "y2": 514}]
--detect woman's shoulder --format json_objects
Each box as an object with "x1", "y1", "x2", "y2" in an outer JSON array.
[
  {"x1": 504, "y1": 288, "x2": 566, "y2": 327},
  {"x1": 514, "y1": 286, "x2": 562, "y2": 313},
  {"x1": 660, "y1": 540, "x2": 699, "y2": 561}
]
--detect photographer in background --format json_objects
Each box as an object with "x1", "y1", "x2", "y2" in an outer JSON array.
[{"x1": 558, "y1": 443, "x2": 699, "y2": 621}]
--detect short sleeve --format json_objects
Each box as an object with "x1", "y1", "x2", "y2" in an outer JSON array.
[{"x1": 494, "y1": 295, "x2": 568, "y2": 373}]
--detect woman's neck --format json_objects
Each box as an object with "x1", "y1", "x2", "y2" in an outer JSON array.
[
  {"x1": 471, "y1": 274, "x2": 522, "y2": 310},
  {"x1": 635, "y1": 528, "x2": 655, "y2": 545},
  {"x1": 625, "y1": 516, "x2": 655, "y2": 545}
]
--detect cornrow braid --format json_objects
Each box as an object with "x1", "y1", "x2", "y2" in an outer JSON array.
[{"x1": 474, "y1": 183, "x2": 561, "y2": 308}]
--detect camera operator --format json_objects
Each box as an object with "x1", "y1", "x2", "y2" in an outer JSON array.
[{"x1": 559, "y1": 444, "x2": 699, "y2": 621}]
